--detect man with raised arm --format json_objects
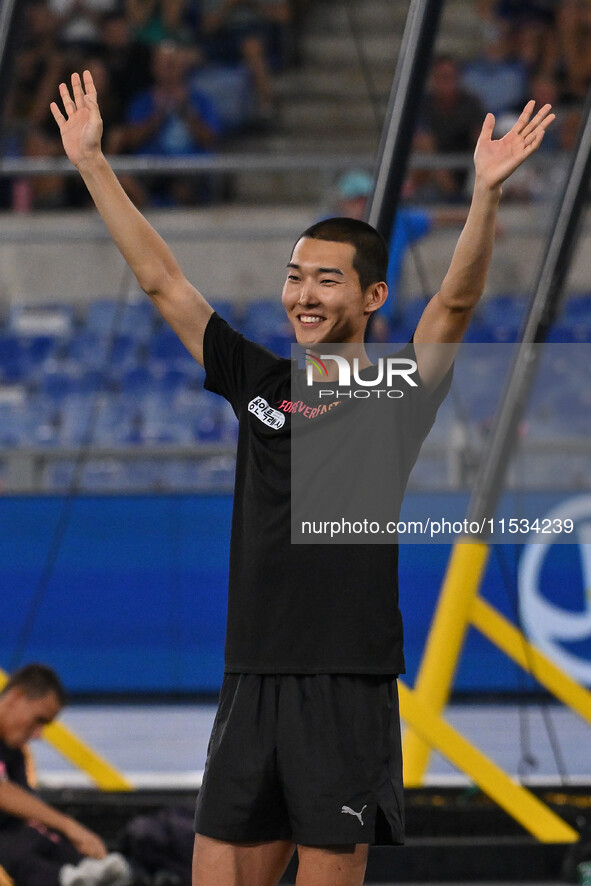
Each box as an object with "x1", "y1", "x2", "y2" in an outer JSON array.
[{"x1": 51, "y1": 71, "x2": 553, "y2": 886}]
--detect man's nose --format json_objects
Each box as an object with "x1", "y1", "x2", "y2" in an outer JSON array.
[{"x1": 298, "y1": 280, "x2": 318, "y2": 305}]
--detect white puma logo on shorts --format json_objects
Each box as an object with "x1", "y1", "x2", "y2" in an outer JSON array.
[{"x1": 341, "y1": 804, "x2": 367, "y2": 825}]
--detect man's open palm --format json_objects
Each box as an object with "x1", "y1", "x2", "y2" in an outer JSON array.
[
  {"x1": 50, "y1": 70, "x2": 103, "y2": 168},
  {"x1": 474, "y1": 100, "x2": 555, "y2": 190}
]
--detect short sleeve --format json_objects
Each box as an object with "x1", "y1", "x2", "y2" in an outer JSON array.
[{"x1": 203, "y1": 312, "x2": 283, "y2": 412}]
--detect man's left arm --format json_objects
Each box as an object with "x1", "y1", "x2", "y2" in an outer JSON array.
[{"x1": 414, "y1": 100, "x2": 555, "y2": 391}]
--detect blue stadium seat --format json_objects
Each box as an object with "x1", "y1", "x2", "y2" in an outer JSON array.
[
  {"x1": 149, "y1": 329, "x2": 195, "y2": 366},
  {"x1": 0, "y1": 335, "x2": 28, "y2": 382},
  {"x1": 0, "y1": 401, "x2": 29, "y2": 446},
  {"x1": 68, "y1": 333, "x2": 139, "y2": 373},
  {"x1": 58, "y1": 394, "x2": 96, "y2": 445},
  {"x1": 208, "y1": 299, "x2": 238, "y2": 326},
  {"x1": 241, "y1": 300, "x2": 292, "y2": 341},
  {"x1": 43, "y1": 459, "x2": 78, "y2": 490},
  {"x1": 119, "y1": 366, "x2": 158, "y2": 397},
  {"x1": 85, "y1": 297, "x2": 155, "y2": 341}
]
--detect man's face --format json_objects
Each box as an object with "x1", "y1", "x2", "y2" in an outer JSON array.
[
  {"x1": 0, "y1": 689, "x2": 62, "y2": 748},
  {"x1": 282, "y1": 238, "x2": 374, "y2": 346}
]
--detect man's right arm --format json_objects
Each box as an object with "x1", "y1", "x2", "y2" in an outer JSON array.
[
  {"x1": 51, "y1": 71, "x2": 213, "y2": 367},
  {"x1": 0, "y1": 778, "x2": 107, "y2": 858}
]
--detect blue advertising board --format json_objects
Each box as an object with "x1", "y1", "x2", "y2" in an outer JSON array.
[{"x1": 2, "y1": 492, "x2": 590, "y2": 694}]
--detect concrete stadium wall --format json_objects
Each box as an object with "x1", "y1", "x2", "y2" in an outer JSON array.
[{"x1": 1, "y1": 204, "x2": 590, "y2": 314}]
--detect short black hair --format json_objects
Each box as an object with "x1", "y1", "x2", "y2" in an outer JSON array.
[
  {"x1": 295, "y1": 217, "x2": 388, "y2": 293},
  {"x1": 2, "y1": 664, "x2": 66, "y2": 707}
]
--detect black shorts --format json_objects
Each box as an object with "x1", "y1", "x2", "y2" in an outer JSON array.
[{"x1": 194, "y1": 673, "x2": 405, "y2": 846}]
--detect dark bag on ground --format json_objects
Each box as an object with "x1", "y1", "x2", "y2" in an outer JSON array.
[{"x1": 121, "y1": 806, "x2": 193, "y2": 885}]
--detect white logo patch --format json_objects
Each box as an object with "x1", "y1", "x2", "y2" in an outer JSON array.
[
  {"x1": 341, "y1": 804, "x2": 367, "y2": 825},
  {"x1": 248, "y1": 396, "x2": 285, "y2": 429}
]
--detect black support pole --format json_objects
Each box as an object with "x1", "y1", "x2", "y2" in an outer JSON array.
[
  {"x1": 366, "y1": 0, "x2": 445, "y2": 242},
  {"x1": 467, "y1": 84, "x2": 591, "y2": 528}
]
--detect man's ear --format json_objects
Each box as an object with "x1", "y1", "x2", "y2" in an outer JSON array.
[{"x1": 364, "y1": 281, "x2": 388, "y2": 314}]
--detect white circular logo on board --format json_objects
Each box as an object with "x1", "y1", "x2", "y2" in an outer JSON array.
[{"x1": 519, "y1": 495, "x2": 591, "y2": 685}]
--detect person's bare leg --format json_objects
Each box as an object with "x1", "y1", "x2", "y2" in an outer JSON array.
[
  {"x1": 192, "y1": 834, "x2": 295, "y2": 886},
  {"x1": 295, "y1": 844, "x2": 369, "y2": 886}
]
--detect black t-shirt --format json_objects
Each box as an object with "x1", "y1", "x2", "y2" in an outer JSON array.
[
  {"x1": 0, "y1": 741, "x2": 29, "y2": 829},
  {"x1": 204, "y1": 313, "x2": 450, "y2": 675}
]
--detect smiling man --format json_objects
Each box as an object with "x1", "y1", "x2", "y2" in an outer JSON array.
[{"x1": 51, "y1": 69, "x2": 553, "y2": 886}]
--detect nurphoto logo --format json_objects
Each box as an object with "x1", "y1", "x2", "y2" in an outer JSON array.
[{"x1": 304, "y1": 352, "x2": 419, "y2": 399}]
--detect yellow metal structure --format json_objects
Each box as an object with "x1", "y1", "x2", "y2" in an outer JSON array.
[
  {"x1": 401, "y1": 536, "x2": 591, "y2": 843},
  {"x1": 399, "y1": 682, "x2": 578, "y2": 842},
  {"x1": 403, "y1": 539, "x2": 490, "y2": 783}
]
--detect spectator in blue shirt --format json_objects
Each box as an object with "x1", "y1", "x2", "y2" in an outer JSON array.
[
  {"x1": 121, "y1": 41, "x2": 220, "y2": 205},
  {"x1": 462, "y1": 29, "x2": 528, "y2": 116},
  {"x1": 331, "y1": 170, "x2": 468, "y2": 326}
]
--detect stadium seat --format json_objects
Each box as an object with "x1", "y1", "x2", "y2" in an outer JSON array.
[
  {"x1": 84, "y1": 297, "x2": 155, "y2": 341},
  {"x1": 68, "y1": 333, "x2": 139, "y2": 374},
  {"x1": 241, "y1": 300, "x2": 292, "y2": 340},
  {"x1": 8, "y1": 304, "x2": 73, "y2": 338},
  {"x1": 149, "y1": 329, "x2": 195, "y2": 367},
  {"x1": 208, "y1": 299, "x2": 238, "y2": 326}
]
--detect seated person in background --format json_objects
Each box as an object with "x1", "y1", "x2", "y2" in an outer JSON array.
[
  {"x1": 0, "y1": 664, "x2": 132, "y2": 886},
  {"x1": 200, "y1": 0, "x2": 292, "y2": 122},
  {"x1": 331, "y1": 169, "x2": 469, "y2": 322},
  {"x1": 419, "y1": 55, "x2": 485, "y2": 200},
  {"x1": 99, "y1": 11, "x2": 152, "y2": 121},
  {"x1": 462, "y1": 26, "x2": 528, "y2": 116},
  {"x1": 121, "y1": 40, "x2": 220, "y2": 205},
  {"x1": 48, "y1": 0, "x2": 121, "y2": 54},
  {"x1": 125, "y1": 0, "x2": 192, "y2": 45}
]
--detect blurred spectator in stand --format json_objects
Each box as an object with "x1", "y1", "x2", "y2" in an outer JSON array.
[
  {"x1": 120, "y1": 41, "x2": 220, "y2": 206},
  {"x1": 329, "y1": 170, "x2": 469, "y2": 332},
  {"x1": 419, "y1": 55, "x2": 485, "y2": 200},
  {"x1": 462, "y1": 27, "x2": 528, "y2": 115},
  {"x1": 4, "y1": 2, "x2": 69, "y2": 210},
  {"x1": 556, "y1": 0, "x2": 591, "y2": 102},
  {"x1": 200, "y1": 0, "x2": 292, "y2": 124},
  {"x1": 5, "y1": 2, "x2": 64, "y2": 134},
  {"x1": 477, "y1": 1, "x2": 558, "y2": 79},
  {"x1": 48, "y1": 0, "x2": 122, "y2": 55},
  {"x1": 125, "y1": 0, "x2": 191, "y2": 44},
  {"x1": 402, "y1": 129, "x2": 460, "y2": 204},
  {"x1": 99, "y1": 10, "x2": 153, "y2": 116},
  {"x1": 526, "y1": 72, "x2": 561, "y2": 149}
]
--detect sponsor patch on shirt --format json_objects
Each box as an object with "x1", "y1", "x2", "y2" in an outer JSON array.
[{"x1": 248, "y1": 396, "x2": 286, "y2": 429}]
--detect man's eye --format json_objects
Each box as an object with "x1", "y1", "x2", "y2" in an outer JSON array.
[
  {"x1": 287, "y1": 275, "x2": 300, "y2": 282},
  {"x1": 321, "y1": 279, "x2": 336, "y2": 285}
]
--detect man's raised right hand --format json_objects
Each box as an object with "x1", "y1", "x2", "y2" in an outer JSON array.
[{"x1": 50, "y1": 70, "x2": 103, "y2": 169}]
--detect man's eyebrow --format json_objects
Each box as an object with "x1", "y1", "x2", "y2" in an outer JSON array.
[{"x1": 286, "y1": 263, "x2": 344, "y2": 276}]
